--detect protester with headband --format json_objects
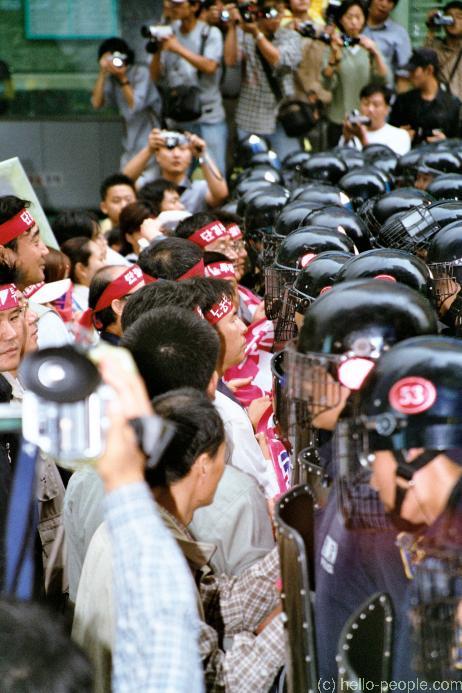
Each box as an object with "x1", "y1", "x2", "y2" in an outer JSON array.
[
  {"x1": 138, "y1": 237, "x2": 205, "y2": 281},
  {"x1": 0, "y1": 196, "x2": 70, "y2": 348},
  {"x1": 175, "y1": 212, "x2": 238, "y2": 260}
]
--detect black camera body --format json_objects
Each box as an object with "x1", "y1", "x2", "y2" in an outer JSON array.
[
  {"x1": 141, "y1": 25, "x2": 173, "y2": 54},
  {"x1": 161, "y1": 130, "x2": 189, "y2": 149},
  {"x1": 348, "y1": 109, "x2": 371, "y2": 126},
  {"x1": 111, "y1": 51, "x2": 128, "y2": 68},
  {"x1": 238, "y1": 2, "x2": 257, "y2": 22},
  {"x1": 296, "y1": 21, "x2": 331, "y2": 44},
  {"x1": 341, "y1": 34, "x2": 360, "y2": 47},
  {"x1": 426, "y1": 10, "x2": 455, "y2": 28}
]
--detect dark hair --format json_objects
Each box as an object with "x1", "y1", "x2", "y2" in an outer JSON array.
[
  {"x1": 359, "y1": 82, "x2": 393, "y2": 105},
  {"x1": 88, "y1": 265, "x2": 122, "y2": 330},
  {"x1": 334, "y1": 0, "x2": 368, "y2": 31},
  {"x1": 212, "y1": 208, "x2": 243, "y2": 227},
  {"x1": 148, "y1": 388, "x2": 224, "y2": 487},
  {"x1": 119, "y1": 201, "x2": 154, "y2": 256},
  {"x1": 52, "y1": 210, "x2": 99, "y2": 246},
  {"x1": 203, "y1": 250, "x2": 233, "y2": 266},
  {"x1": 44, "y1": 248, "x2": 71, "y2": 283},
  {"x1": 121, "y1": 307, "x2": 220, "y2": 398},
  {"x1": 181, "y1": 276, "x2": 235, "y2": 313},
  {"x1": 0, "y1": 260, "x2": 19, "y2": 286},
  {"x1": 138, "y1": 180, "x2": 180, "y2": 216},
  {"x1": 0, "y1": 598, "x2": 93, "y2": 692},
  {"x1": 444, "y1": 1, "x2": 462, "y2": 11},
  {"x1": 99, "y1": 173, "x2": 136, "y2": 202},
  {"x1": 174, "y1": 212, "x2": 216, "y2": 241},
  {"x1": 138, "y1": 237, "x2": 203, "y2": 279},
  {"x1": 97, "y1": 37, "x2": 135, "y2": 64},
  {"x1": 121, "y1": 280, "x2": 200, "y2": 331},
  {"x1": 0, "y1": 196, "x2": 31, "y2": 252},
  {"x1": 60, "y1": 237, "x2": 93, "y2": 283}
]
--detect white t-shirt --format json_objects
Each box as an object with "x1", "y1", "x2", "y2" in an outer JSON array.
[{"x1": 340, "y1": 122, "x2": 411, "y2": 156}]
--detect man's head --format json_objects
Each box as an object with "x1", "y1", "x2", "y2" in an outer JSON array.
[
  {"x1": 0, "y1": 260, "x2": 36, "y2": 364},
  {"x1": 99, "y1": 173, "x2": 137, "y2": 226},
  {"x1": 121, "y1": 306, "x2": 220, "y2": 398},
  {"x1": 0, "y1": 196, "x2": 48, "y2": 289},
  {"x1": 255, "y1": 0, "x2": 282, "y2": 34},
  {"x1": 154, "y1": 133, "x2": 193, "y2": 179},
  {"x1": 403, "y1": 48, "x2": 440, "y2": 89},
  {"x1": 87, "y1": 264, "x2": 145, "y2": 335},
  {"x1": 289, "y1": 0, "x2": 311, "y2": 19},
  {"x1": 97, "y1": 37, "x2": 135, "y2": 64},
  {"x1": 169, "y1": 0, "x2": 202, "y2": 22},
  {"x1": 149, "y1": 388, "x2": 226, "y2": 510},
  {"x1": 60, "y1": 237, "x2": 106, "y2": 287},
  {"x1": 138, "y1": 179, "x2": 184, "y2": 215},
  {"x1": 138, "y1": 237, "x2": 204, "y2": 280},
  {"x1": 175, "y1": 213, "x2": 238, "y2": 260},
  {"x1": 359, "y1": 83, "x2": 393, "y2": 131},
  {"x1": 0, "y1": 282, "x2": 27, "y2": 373},
  {"x1": 121, "y1": 280, "x2": 199, "y2": 331},
  {"x1": 442, "y1": 1, "x2": 462, "y2": 38},
  {"x1": 367, "y1": 0, "x2": 398, "y2": 26},
  {"x1": 118, "y1": 201, "x2": 155, "y2": 256}
]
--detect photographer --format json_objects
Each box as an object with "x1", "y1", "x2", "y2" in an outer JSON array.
[
  {"x1": 149, "y1": 0, "x2": 227, "y2": 176},
  {"x1": 223, "y1": 0, "x2": 303, "y2": 157},
  {"x1": 321, "y1": 0, "x2": 389, "y2": 147},
  {"x1": 425, "y1": 1, "x2": 462, "y2": 101},
  {"x1": 123, "y1": 128, "x2": 228, "y2": 212},
  {"x1": 91, "y1": 38, "x2": 162, "y2": 180},
  {"x1": 363, "y1": 0, "x2": 412, "y2": 81},
  {"x1": 340, "y1": 83, "x2": 411, "y2": 154},
  {"x1": 389, "y1": 47, "x2": 462, "y2": 145}
]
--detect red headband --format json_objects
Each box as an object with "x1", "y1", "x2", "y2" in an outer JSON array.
[
  {"x1": 0, "y1": 284, "x2": 19, "y2": 311},
  {"x1": 23, "y1": 282, "x2": 44, "y2": 299},
  {"x1": 227, "y1": 223, "x2": 243, "y2": 240},
  {"x1": 0, "y1": 209, "x2": 36, "y2": 246},
  {"x1": 204, "y1": 262, "x2": 236, "y2": 280},
  {"x1": 177, "y1": 259, "x2": 205, "y2": 281},
  {"x1": 204, "y1": 295, "x2": 234, "y2": 325},
  {"x1": 189, "y1": 221, "x2": 227, "y2": 248},
  {"x1": 79, "y1": 265, "x2": 145, "y2": 329}
]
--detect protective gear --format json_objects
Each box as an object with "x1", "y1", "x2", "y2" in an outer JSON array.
[
  {"x1": 416, "y1": 150, "x2": 462, "y2": 177},
  {"x1": 395, "y1": 146, "x2": 428, "y2": 186},
  {"x1": 265, "y1": 227, "x2": 354, "y2": 320},
  {"x1": 276, "y1": 251, "x2": 352, "y2": 344},
  {"x1": 264, "y1": 201, "x2": 324, "y2": 268},
  {"x1": 236, "y1": 164, "x2": 283, "y2": 185},
  {"x1": 334, "y1": 248, "x2": 435, "y2": 303},
  {"x1": 243, "y1": 186, "x2": 289, "y2": 242},
  {"x1": 271, "y1": 350, "x2": 290, "y2": 446},
  {"x1": 374, "y1": 200, "x2": 462, "y2": 253},
  {"x1": 359, "y1": 187, "x2": 433, "y2": 239},
  {"x1": 363, "y1": 143, "x2": 399, "y2": 176},
  {"x1": 427, "y1": 173, "x2": 462, "y2": 201},
  {"x1": 427, "y1": 220, "x2": 462, "y2": 315},
  {"x1": 281, "y1": 151, "x2": 312, "y2": 188},
  {"x1": 303, "y1": 205, "x2": 371, "y2": 252},
  {"x1": 249, "y1": 149, "x2": 281, "y2": 170},
  {"x1": 237, "y1": 133, "x2": 269, "y2": 168},
  {"x1": 339, "y1": 166, "x2": 391, "y2": 210},
  {"x1": 334, "y1": 146, "x2": 366, "y2": 171},
  {"x1": 299, "y1": 152, "x2": 347, "y2": 184},
  {"x1": 290, "y1": 183, "x2": 351, "y2": 208}
]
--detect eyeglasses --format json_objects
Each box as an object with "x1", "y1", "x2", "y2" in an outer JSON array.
[{"x1": 230, "y1": 239, "x2": 246, "y2": 253}]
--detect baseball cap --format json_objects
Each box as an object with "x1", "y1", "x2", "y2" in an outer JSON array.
[{"x1": 402, "y1": 48, "x2": 439, "y2": 73}]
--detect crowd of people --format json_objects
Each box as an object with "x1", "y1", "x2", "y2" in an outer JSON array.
[{"x1": 4, "y1": 0, "x2": 462, "y2": 691}]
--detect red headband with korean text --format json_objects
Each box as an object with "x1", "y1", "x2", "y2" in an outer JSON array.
[
  {"x1": 0, "y1": 209, "x2": 36, "y2": 245},
  {"x1": 79, "y1": 265, "x2": 146, "y2": 328},
  {"x1": 0, "y1": 284, "x2": 19, "y2": 311},
  {"x1": 204, "y1": 295, "x2": 233, "y2": 325},
  {"x1": 204, "y1": 262, "x2": 235, "y2": 280},
  {"x1": 227, "y1": 223, "x2": 243, "y2": 240},
  {"x1": 177, "y1": 259, "x2": 205, "y2": 281},
  {"x1": 189, "y1": 221, "x2": 227, "y2": 248}
]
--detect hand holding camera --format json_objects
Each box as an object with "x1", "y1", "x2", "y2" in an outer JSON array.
[
  {"x1": 99, "y1": 51, "x2": 128, "y2": 79},
  {"x1": 426, "y1": 9, "x2": 455, "y2": 30}
]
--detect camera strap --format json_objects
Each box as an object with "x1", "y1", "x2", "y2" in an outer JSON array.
[
  {"x1": 3, "y1": 440, "x2": 39, "y2": 599},
  {"x1": 449, "y1": 47, "x2": 462, "y2": 87},
  {"x1": 256, "y1": 43, "x2": 284, "y2": 102}
]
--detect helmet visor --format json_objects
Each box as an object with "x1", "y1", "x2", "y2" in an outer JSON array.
[
  {"x1": 378, "y1": 206, "x2": 438, "y2": 252},
  {"x1": 264, "y1": 266, "x2": 298, "y2": 319},
  {"x1": 274, "y1": 285, "x2": 312, "y2": 344},
  {"x1": 428, "y1": 259, "x2": 462, "y2": 308}
]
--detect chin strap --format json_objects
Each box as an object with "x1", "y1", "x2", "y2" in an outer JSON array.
[{"x1": 393, "y1": 449, "x2": 441, "y2": 481}]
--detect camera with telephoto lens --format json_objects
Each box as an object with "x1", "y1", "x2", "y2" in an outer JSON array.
[
  {"x1": 161, "y1": 130, "x2": 189, "y2": 149},
  {"x1": 141, "y1": 24, "x2": 173, "y2": 53},
  {"x1": 426, "y1": 10, "x2": 455, "y2": 28},
  {"x1": 348, "y1": 109, "x2": 371, "y2": 126},
  {"x1": 111, "y1": 51, "x2": 128, "y2": 68},
  {"x1": 17, "y1": 345, "x2": 174, "y2": 472},
  {"x1": 297, "y1": 21, "x2": 332, "y2": 43}
]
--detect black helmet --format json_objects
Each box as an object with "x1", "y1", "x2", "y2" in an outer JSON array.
[
  {"x1": 265, "y1": 227, "x2": 355, "y2": 320},
  {"x1": 243, "y1": 186, "x2": 289, "y2": 242},
  {"x1": 416, "y1": 149, "x2": 462, "y2": 177},
  {"x1": 303, "y1": 205, "x2": 371, "y2": 252},
  {"x1": 263, "y1": 201, "x2": 323, "y2": 268},
  {"x1": 359, "y1": 187, "x2": 434, "y2": 239},
  {"x1": 299, "y1": 152, "x2": 347, "y2": 184},
  {"x1": 339, "y1": 166, "x2": 391, "y2": 210},
  {"x1": 249, "y1": 149, "x2": 281, "y2": 170},
  {"x1": 275, "y1": 251, "x2": 352, "y2": 344},
  {"x1": 363, "y1": 143, "x2": 398, "y2": 176},
  {"x1": 375, "y1": 200, "x2": 462, "y2": 254},
  {"x1": 427, "y1": 219, "x2": 462, "y2": 317},
  {"x1": 237, "y1": 133, "x2": 269, "y2": 167},
  {"x1": 427, "y1": 173, "x2": 462, "y2": 201},
  {"x1": 334, "y1": 248, "x2": 435, "y2": 303},
  {"x1": 335, "y1": 146, "x2": 366, "y2": 171},
  {"x1": 351, "y1": 335, "x2": 462, "y2": 453},
  {"x1": 234, "y1": 177, "x2": 277, "y2": 205},
  {"x1": 395, "y1": 146, "x2": 428, "y2": 186},
  {"x1": 237, "y1": 164, "x2": 283, "y2": 185},
  {"x1": 290, "y1": 183, "x2": 351, "y2": 208},
  {"x1": 281, "y1": 151, "x2": 312, "y2": 187},
  {"x1": 285, "y1": 279, "x2": 437, "y2": 420}
]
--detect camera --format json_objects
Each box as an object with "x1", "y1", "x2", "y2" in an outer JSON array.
[
  {"x1": 220, "y1": 9, "x2": 231, "y2": 22},
  {"x1": 141, "y1": 24, "x2": 173, "y2": 53},
  {"x1": 111, "y1": 51, "x2": 128, "y2": 68},
  {"x1": 161, "y1": 130, "x2": 189, "y2": 149},
  {"x1": 238, "y1": 2, "x2": 257, "y2": 22},
  {"x1": 324, "y1": 0, "x2": 341, "y2": 24},
  {"x1": 18, "y1": 345, "x2": 174, "y2": 471},
  {"x1": 297, "y1": 21, "x2": 331, "y2": 43},
  {"x1": 341, "y1": 34, "x2": 360, "y2": 47},
  {"x1": 348, "y1": 109, "x2": 371, "y2": 127},
  {"x1": 426, "y1": 10, "x2": 455, "y2": 29}
]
